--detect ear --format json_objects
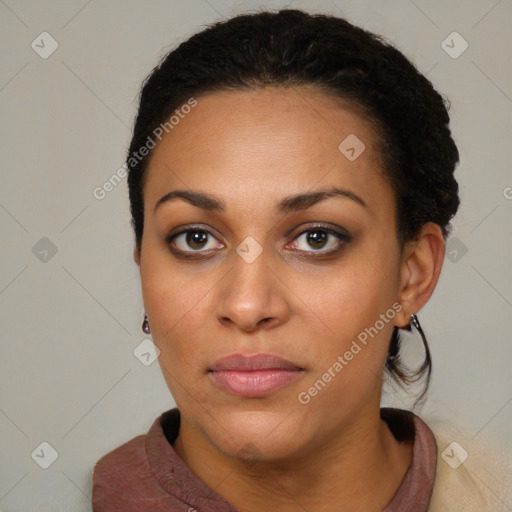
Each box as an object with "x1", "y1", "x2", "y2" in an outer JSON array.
[
  {"x1": 394, "y1": 222, "x2": 446, "y2": 329},
  {"x1": 133, "y1": 246, "x2": 141, "y2": 266}
]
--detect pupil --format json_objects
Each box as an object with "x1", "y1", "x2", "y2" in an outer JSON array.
[
  {"x1": 187, "y1": 231, "x2": 207, "y2": 249},
  {"x1": 308, "y1": 231, "x2": 326, "y2": 249}
]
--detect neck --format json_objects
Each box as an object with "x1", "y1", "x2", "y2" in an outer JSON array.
[{"x1": 173, "y1": 405, "x2": 413, "y2": 512}]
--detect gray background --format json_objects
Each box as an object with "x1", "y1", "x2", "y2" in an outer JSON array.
[{"x1": 0, "y1": 0, "x2": 511, "y2": 510}]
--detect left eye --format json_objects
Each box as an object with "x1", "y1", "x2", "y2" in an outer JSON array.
[{"x1": 289, "y1": 228, "x2": 348, "y2": 254}]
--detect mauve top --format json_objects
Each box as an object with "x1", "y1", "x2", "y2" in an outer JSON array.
[{"x1": 92, "y1": 407, "x2": 437, "y2": 511}]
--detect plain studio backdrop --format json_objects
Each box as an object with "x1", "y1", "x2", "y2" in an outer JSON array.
[{"x1": 0, "y1": 1, "x2": 511, "y2": 511}]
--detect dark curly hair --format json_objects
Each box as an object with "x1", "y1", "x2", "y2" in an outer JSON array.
[{"x1": 126, "y1": 8, "x2": 460, "y2": 404}]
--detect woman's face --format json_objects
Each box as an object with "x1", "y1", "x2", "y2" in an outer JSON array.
[{"x1": 137, "y1": 86, "x2": 408, "y2": 460}]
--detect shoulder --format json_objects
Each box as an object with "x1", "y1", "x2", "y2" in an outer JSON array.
[
  {"x1": 423, "y1": 414, "x2": 512, "y2": 512},
  {"x1": 92, "y1": 434, "x2": 151, "y2": 509},
  {"x1": 92, "y1": 433, "x2": 188, "y2": 511},
  {"x1": 93, "y1": 433, "x2": 148, "y2": 479},
  {"x1": 92, "y1": 410, "x2": 192, "y2": 511}
]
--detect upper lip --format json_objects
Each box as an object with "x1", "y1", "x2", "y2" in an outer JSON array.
[{"x1": 209, "y1": 353, "x2": 304, "y2": 372}]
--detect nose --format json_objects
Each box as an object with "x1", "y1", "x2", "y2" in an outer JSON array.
[{"x1": 215, "y1": 247, "x2": 291, "y2": 333}]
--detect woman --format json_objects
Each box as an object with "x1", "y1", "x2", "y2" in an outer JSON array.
[{"x1": 92, "y1": 8, "x2": 510, "y2": 511}]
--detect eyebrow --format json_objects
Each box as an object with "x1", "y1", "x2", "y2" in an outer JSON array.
[{"x1": 153, "y1": 186, "x2": 367, "y2": 214}]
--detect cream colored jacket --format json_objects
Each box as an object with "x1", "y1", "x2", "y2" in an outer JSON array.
[{"x1": 427, "y1": 415, "x2": 511, "y2": 511}]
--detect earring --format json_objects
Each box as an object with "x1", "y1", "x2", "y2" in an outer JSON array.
[
  {"x1": 409, "y1": 313, "x2": 427, "y2": 347},
  {"x1": 402, "y1": 313, "x2": 419, "y2": 332},
  {"x1": 409, "y1": 313, "x2": 420, "y2": 332},
  {"x1": 408, "y1": 313, "x2": 432, "y2": 380},
  {"x1": 142, "y1": 313, "x2": 150, "y2": 334}
]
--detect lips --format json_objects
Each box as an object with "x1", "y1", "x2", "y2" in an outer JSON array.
[{"x1": 208, "y1": 353, "x2": 305, "y2": 397}]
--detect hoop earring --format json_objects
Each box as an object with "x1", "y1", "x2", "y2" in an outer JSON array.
[
  {"x1": 409, "y1": 313, "x2": 423, "y2": 339},
  {"x1": 142, "y1": 313, "x2": 150, "y2": 334},
  {"x1": 402, "y1": 313, "x2": 423, "y2": 334},
  {"x1": 409, "y1": 313, "x2": 431, "y2": 367}
]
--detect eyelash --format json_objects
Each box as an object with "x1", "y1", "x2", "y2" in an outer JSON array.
[{"x1": 165, "y1": 224, "x2": 351, "y2": 259}]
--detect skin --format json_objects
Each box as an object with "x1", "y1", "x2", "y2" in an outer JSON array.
[{"x1": 133, "y1": 85, "x2": 445, "y2": 511}]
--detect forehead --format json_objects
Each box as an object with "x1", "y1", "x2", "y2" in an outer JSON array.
[{"x1": 143, "y1": 85, "x2": 392, "y2": 215}]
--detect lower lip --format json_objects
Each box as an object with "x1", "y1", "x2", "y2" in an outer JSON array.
[{"x1": 209, "y1": 369, "x2": 304, "y2": 397}]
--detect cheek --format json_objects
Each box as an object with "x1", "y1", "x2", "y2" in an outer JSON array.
[
  {"x1": 140, "y1": 252, "x2": 182, "y2": 343},
  {"x1": 295, "y1": 246, "x2": 400, "y2": 400},
  {"x1": 295, "y1": 272, "x2": 396, "y2": 418},
  {"x1": 139, "y1": 251, "x2": 215, "y2": 372},
  {"x1": 307, "y1": 259, "x2": 396, "y2": 339}
]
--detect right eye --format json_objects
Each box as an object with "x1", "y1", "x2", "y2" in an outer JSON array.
[{"x1": 166, "y1": 227, "x2": 224, "y2": 256}]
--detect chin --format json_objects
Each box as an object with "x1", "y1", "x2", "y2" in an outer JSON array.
[{"x1": 200, "y1": 407, "x2": 308, "y2": 463}]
